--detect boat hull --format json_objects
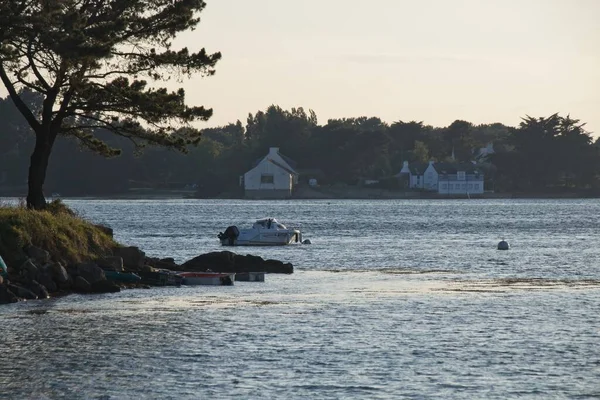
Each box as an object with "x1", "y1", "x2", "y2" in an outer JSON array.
[
  {"x1": 179, "y1": 272, "x2": 235, "y2": 286},
  {"x1": 235, "y1": 272, "x2": 265, "y2": 282},
  {"x1": 104, "y1": 271, "x2": 142, "y2": 283},
  {"x1": 220, "y1": 230, "x2": 301, "y2": 246}
]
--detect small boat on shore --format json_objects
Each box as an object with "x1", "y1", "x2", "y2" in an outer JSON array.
[
  {"x1": 179, "y1": 271, "x2": 235, "y2": 286},
  {"x1": 218, "y1": 218, "x2": 301, "y2": 246},
  {"x1": 235, "y1": 272, "x2": 265, "y2": 282},
  {"x1": 104, "y1": 270, "x2": 142, "y2": 283},
  {"x1": 137, "y1": 269, "x2": 183, "y2": 286}
]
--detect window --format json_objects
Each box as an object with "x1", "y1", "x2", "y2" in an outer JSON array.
[{"x1": 261, "y1": 174, "x2": 274, "y2": 184}]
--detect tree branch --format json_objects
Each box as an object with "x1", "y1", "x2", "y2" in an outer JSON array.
[{"x1": 0, "y1": 63, "x2": 41, "y2": 131}]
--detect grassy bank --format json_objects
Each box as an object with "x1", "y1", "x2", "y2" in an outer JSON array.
[{"x1": 0, "y1": 200, "x2": 117, "y2": 268}]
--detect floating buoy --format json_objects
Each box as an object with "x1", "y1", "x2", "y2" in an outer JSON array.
[
  {"x1": 497, "y1": 240, "x2": 510, "y2": 250},
  {"x1": 302, "y1": 239, "x2": 312, "y2": 245}
]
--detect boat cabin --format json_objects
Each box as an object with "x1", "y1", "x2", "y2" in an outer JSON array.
[{"x1": 252, "y1": 218, "x2": 287, "y2": 230}]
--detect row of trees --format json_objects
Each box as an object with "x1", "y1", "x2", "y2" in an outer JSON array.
[
  {"x1": 2, "y1": 2, "x2": 597, "y2": 208},
  {"x1": 2, "y1": 94, "x2": 599, "y2": 196}
]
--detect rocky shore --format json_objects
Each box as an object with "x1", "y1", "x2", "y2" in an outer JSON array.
[{"x1": 0, "y1": 245, "x2": 293, "y2": 305}]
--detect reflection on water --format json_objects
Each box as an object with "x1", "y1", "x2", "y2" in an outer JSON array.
[{"x1": 1, "y1": 199, "x2": 600, "y2": 399}]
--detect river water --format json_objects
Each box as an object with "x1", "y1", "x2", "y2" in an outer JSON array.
[{"x1": 1, "y1": 199, "x2": 599, "y2": 399}]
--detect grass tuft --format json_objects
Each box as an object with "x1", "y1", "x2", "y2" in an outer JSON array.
[{"x1": 0, "y1": 201, "x2": 118, "y2": 268}]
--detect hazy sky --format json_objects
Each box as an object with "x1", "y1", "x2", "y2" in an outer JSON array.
[
  {"x1": 1, "y1": 0, "x2": 597, "y2": 134},
  {"x1": 179, "y1": 0, "x2": 599, "y2": 134}
]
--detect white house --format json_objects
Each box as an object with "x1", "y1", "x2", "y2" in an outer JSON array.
[
  {"x1": 396, "y1": 161, "x2": 484, "y2": 195},
  {"x1": 242, "y1": 147, "x2": 298, "y2": 198}
]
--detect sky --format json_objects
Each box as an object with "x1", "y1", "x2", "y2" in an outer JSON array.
[
  {"x1": 1, "y1": 0, "x2": 598, "y2": 134},
  {"x1": 177, "y1": 0, "x2": 600, "y2": 134}
]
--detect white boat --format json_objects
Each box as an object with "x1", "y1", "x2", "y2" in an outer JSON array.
[
  {"x1": 178, "y1": 271, "x2": 235, "y2": 286},
  {"x1": 218, "y1": 218, "x2": 302, "y2": 246}
]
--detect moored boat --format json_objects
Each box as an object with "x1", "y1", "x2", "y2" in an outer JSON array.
[
  {"x1": 218, "y1": 218, "x2": 301, "y2": 246},
  {"x1": 179, "y1": 271, "x2": 235, "y2": 286}
]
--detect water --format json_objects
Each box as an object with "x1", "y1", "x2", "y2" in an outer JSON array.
[{"x1": 1, "y1": 199, "x2": 600, "y2": 399}]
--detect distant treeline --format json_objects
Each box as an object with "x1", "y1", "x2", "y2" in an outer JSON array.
[{"x1": 1, "y1": 93, "x2": 599, "y2": 196}]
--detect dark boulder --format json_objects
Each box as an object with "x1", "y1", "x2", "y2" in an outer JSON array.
[
  {"x1": 145, "y1": 257, "x2": 180, "y2": 271},
  {"x1": 8, "y1": 284, "x2": 38, "y2": 300},
  {"x1": 73, "y1": 276, "x2": 91, "y2": 293},
  {"x1": 97, "y1": 256, "x2": 124, "y2": 272},
  {"x1": 181, "y1": 251, "x2": 293, "y2": 274},
  {"x1": 20, "y1": 259, "x2": 39, "y2": 282},
  {"x1": 25, "y1": 246, "x2": 50, "y2": 264},
  {"x1": 113, "y1": 247, "x2": 145, "y2": 270},
  {"x1": 76, "y1": 263, "x2": 106, "y2": 284},
  {"x1": 263, "y1": 259, "x2": 294, "y2": 274},
  {"x1": 28, "y1": 281, "x2": 50, "y2": 299},
  {"x1": 90, "y1": 280, "x2": 121, "y2": 294},
  {"x1": 0, "y1": 285, "x2": 19, "y2": 304},
  {"x1": 36, "y1": 267, "x2": 58, "y2": 293},
  {"x1": 49, "y1": 262, "x2": 70, "y2": 284},
  {"x1": 181, "y1": 251, "x2": 236, "y2": 272}
]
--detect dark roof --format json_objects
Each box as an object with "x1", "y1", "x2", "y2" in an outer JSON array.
[
  {"x1": 267, "y1": 159, "x2": 298, "y2": 176},
  {"x1": 253, "y1": 149, "x2": 297, "y2": 170},
  {"x1": 403, "y1": 162, "x2": 428, "y2": 175},
  {"x1": 433, "y1": 162, "x2": 482, "y2": 175}
]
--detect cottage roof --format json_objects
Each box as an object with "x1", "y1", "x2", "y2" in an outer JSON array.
[
  {"x1": 434, "y1": 162, "x2": 482, "y2": 175},
  {"x1": 267, "y1": 159, "x2": 298, "y2": 176},
  {"x1": 253, "y1": 148, "x2": 297, "y2": 171}
]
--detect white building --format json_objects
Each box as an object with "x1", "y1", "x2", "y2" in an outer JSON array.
[
  {"x1": 242, "y1": 147, "x2": 298, "y2": 198},
  {"x1": 396, "y1": 161, "x2": 484, "y2": 195}
]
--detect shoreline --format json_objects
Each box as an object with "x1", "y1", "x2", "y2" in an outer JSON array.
[{"x1": 2, "y1": 188, "x2": 600, "y2": 201}]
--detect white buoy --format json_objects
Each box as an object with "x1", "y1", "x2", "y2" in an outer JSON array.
[{"x1": 497, "y1": 240, "x2": 510, "y2": 250}]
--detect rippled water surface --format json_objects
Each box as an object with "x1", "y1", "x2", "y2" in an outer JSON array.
[{"x1": 2, "y1": 199, "x2": 600, "y2": 399}]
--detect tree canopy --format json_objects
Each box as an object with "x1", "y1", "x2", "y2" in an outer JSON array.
[{"x1": 0, "y1": 0, "x2": 220, "y2": 208}]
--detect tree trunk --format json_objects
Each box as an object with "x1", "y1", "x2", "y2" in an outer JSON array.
[{"x1": 27, "y1": 134, "x2": 53, "y2": 210}]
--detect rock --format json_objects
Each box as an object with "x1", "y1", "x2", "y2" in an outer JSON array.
[
  {"x1": 0, "y1": 285, "x2": 19, "y2": 304},
  {"x1": 302, "y1": 239, "x2": 312, "y2": 245},
  {"x1": 76, "y1": 263, "x2": 106, "y2": 284},
  {"x1": 36, "y1": 269, "x2": 58, "y2": 293},
  {"x1": 25, "y1": 246, "x2": 50, "y2": 264},
  {"x1": 73, "y1": 276, "x2": 91, "y2": 293},
  {"x1": 90, "y1": 280, "x2": 121, "y2": 294},
  {"x1": 97, "y1": 256, "x2": 124, "y2": 272},
  {"x1": 145, "y1": 257, "x2": 179, "y2": 271},
  {"x1": 20, "y1": 259, "x2": 39, "y2": 282},
  {"x1": 234, "y1": 253, "x2": 265, "y2": 273},
  {"x1": 141, "y1": 265, "x2": 156, "y2": 273},
  {"x1": 181, "y1": 251, "x2": 236, "y2": 272},
  {"x1": 8, "y1": 284, "x2": 38, "y2": 300},
  {"x1": 181, "y1": 251, "x2": 294, "y2": 274},
  {"x1": 49, "y1": 262, "x2": 70, "y2": 283},
  {"x1": 263, "y1": 259, "x2": 294, "y2": 274},
  {"x1": 497, "y1": 240, "x2": 510, "y2": 250},
  {"x1": 28, "y1": 281, "x2": 49, "y2": 299},
  {"x1": 113, "y1": 247, "x2": 145, "y2": 270},
  {"x1": 94, "y1": 224, "x2": 114, "y2": 238}
]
